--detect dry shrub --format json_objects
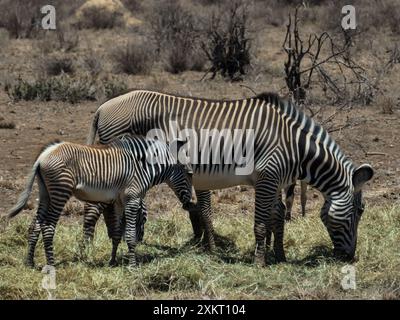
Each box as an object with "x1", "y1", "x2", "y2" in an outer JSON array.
[
  {"x1": 76, "y1": 2, "x2": 124, "y2": 29},
  {"x1": 148, "y1": 0, "x2": 206, "y2": 73},
  {"x1": 0, "y1": 121, "x2": 16, "y2": 129},
  {"x1": 4, "y1": 75, "x2": 129, "y2": 103},
  {"x1": 202, "y1": 1, "x2": 252, "y2": 80},
  {"x1": 164, "y1": 43, "x2": 207, "y2": 74},
  {"x1": 381, "y1": 97, "x2": 395, "y2": 115},
  {"x1": 111, "y1": 41, "x2": 155, "y2": 75},
  {"x1": 37, "y1": 27, "x2": 79, "y2": 55},
  {"x1": 101, "y1": 76, "x2": 128, "y2": 99},
  {"x1": 120, "y1": 0, "x2": 143, "y2": 13},
  {"x1": 38, "y1": 55, "x2": 74, "y2": 76},
  {"x1": 4, "y1": 75, "x2": 97, "y2": 104},
  {"x1": 251, "y1": 0, "x2": 286, "y2": 26},
  {"x1": 83, "y1": 55, "x2": 103, "y2": 77},
  {"x1": 0, "y1": 0, "x2": 42, "y2": 38},
  {"x1": 197, "y1": 0, "x2": 222, "y2": 5},
  {"x1": 379, "y1": 1, "x2": 400, "y2": 35}
]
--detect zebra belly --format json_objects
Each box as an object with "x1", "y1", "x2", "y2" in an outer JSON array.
[
  {"x1": 74, "y1": 184, "x2": 120, "y2": 203},
  {"x1": 192, "y1": 171, "x2": 257, "y2": 190}
]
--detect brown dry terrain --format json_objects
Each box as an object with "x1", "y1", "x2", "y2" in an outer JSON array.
[{"x1": 0, "y1": 0, "x2": 399, "y2": 300}]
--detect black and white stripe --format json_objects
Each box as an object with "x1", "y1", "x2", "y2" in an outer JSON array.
[
  {"x1": 7, "y1": 135, "x2": 194, "y2": 267},
  {"x1": 86, "y1": 90, "x2": 374, "y2": 264}
]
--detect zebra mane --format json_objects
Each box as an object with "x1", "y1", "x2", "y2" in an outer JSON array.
[
  {"x1": 255, "y1": 92, "x2": 353, "y2": 170},
  {"x1": 254, "y1": 92, "x2": 299, "y2": 118}
]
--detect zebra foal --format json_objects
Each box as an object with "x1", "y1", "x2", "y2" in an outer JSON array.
[{"x1": 7, "y1": 135, "x2": 195, "y2": 268}]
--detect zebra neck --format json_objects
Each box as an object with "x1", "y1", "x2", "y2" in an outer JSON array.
[{"x1": 299, "y1": 141, "x2": 353, "y2": 196}]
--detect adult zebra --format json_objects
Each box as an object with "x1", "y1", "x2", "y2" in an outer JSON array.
[{"x1": 85, "y1": 89, "x2": 373, "y2": 264}]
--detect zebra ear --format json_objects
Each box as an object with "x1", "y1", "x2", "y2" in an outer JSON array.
[{"x1": 353, "y1": 164, "x2": 374, "y2": 193}]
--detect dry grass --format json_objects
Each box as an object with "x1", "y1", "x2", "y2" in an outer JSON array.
[{"x1": 0, "y1": 202, "x2": 398, "y2": 299}]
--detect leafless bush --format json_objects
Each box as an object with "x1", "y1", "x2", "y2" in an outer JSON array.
[
  {"x1": 83, "y1": 54, "x2": 102, "y2": 77},
  {"x1": 148, "y1": 0, "x2": 205, "y2": 73},
  {"x1": 202, "y1": 1, "x2": 252, "y2": 80},
  {"x1": 111, "y1": 41, "x2": 155, "y2": 75},
  {"x1": 383, "y1": 2, "x2": 400, "y2": 35},
  {"x1": 39, "y1": 56, "x2": 74, "y2": 76},
  {"x1": 387, "y1": 44, "x2": 400, "y2": 65},
  {"x1": 197, "y1": 0, "x2": 223, "y2": 5},
  {"x1": 282, "y1": 6, "x2": 378, "y2": 106},
  {"x1": 148, "y1": 0, "x2": 198, "y2": 52},
  {"x1": 121, "y1": 0, "x2": 143, "y2": 13},
  {"x1": 164, "y1": 39, "x2": 206, "y2": 74},
  {"x1": 76, "y1": 5, "x2": 124, "y2": 29},
  {"x1": 381, "y1": 97, "x2": 395, "y2": 115},
  {"x1": 37, "y1": 26, "x2": 79, "y2": 54},
  {"x1": 0, "y1": 0, "x2": 42, "y2": 38}
]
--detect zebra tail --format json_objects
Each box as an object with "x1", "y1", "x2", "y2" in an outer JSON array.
[
  {"x1": 86, "y1": 111, "x2": 99, "y2": 145},
  {"x1": 7, "y1": 160, "x2": 40, "y2": 219}
]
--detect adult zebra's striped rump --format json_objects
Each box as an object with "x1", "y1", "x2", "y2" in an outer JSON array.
[{"x1": 7, "y1": 134, "x2": 195, "y2": 268}]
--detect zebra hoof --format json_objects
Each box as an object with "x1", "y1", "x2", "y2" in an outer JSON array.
[
  {"x1": 285, "y1": 214, "x2": 292, "y2": 221},
  {"x1": 275, "y1": 253, "x2": 287, "y2": 263},
  {"x1": 109, "y1": 259, "x2": 118, "y2": 267}
]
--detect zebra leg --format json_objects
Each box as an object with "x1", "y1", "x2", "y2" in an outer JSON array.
[
  {"x1": 41, "y1": 192, "x2": 72, "y2": 266},
  {"x1": 188, "y1": 189, "x2": 207, "y2": 242},
  {"x1": 254, "y1": 174, "x2": 280, "y2": 266},
  {"x1": 83, "y1": 202, "x2": 104, "y2": 244},
  {"x1": 195, "y1": 190, "x2": 216, "y2": 251},
  {"x1": 136, "y1": 199, "x2": 147, "y2": 243},
  {"x1": 265, "y1": 229, "x2": 272, "y2": 252},
  {"x1": 103, "y1": 204, "x2": 122, "y2": 267},
  {"x1": 284, "y1": 183, "x2": 295, "y2": 221},
  {"x1": 124, "y1": 196, "x2": 141, "y2": 268},
  {"x1": 300, "y1": 181, "x2": 307, "y2": 216},
  {"x1": 26, "y1": 175, "x2": 49, "y2": 267},
  {"x1": 26, "y1": 214, "x2": 42, "y2": 267},
  {"x1": 271, "y1": 198, "x2": 286, "y2": 263}
]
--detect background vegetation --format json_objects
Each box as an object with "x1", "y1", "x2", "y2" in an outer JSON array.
[{"x1": 0, "y1": 0, "x2": 399, "y2": 300}]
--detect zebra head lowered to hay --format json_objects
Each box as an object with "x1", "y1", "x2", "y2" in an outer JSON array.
[{"x1": 7, "y1": 134, "x2": 196, "y2": 268}]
